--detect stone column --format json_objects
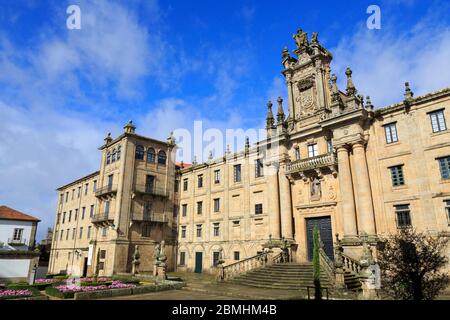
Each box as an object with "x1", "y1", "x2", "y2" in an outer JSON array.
[
  {"x1": 352, "y1": 142, "x2": 376, "y2": 235},
  {"x1": 336, "y1": 146, "x2": 358, "y2": 238},
  {"x1": 267, "y1": 162, "x2": 281, "y2": 239},
  {"x1": 279, "y1": 165, "x2": 293, "y2": 240}
]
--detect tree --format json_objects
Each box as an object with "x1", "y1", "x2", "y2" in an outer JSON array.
[
  {"x1": 377, "y1": 228, "x2": 449, "y2": 300},
  {"x1": 312, "y1": 226, "x2": 322, "y2": 300}
]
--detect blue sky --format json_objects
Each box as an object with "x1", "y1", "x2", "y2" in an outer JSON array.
[{"x1": 0, "y1": 0, "x2": 449, "y2": 241}]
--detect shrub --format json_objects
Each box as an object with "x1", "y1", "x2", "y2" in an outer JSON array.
[
  {"x1": 112, "y1": 275, "x2": 141, "y2": 285},
  {"x1": 53, "y1": 275, "x2": 69, "y2": 280},
  {"x1": 45, "y1": 286, "x2": 75, "y2": 299}
]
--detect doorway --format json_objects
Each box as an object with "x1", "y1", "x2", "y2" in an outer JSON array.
[
  {"x1": 194, "y1": 252, "x2": 203, "y2": 273},
  {"x1": 306, "y1": 216, "x2": 334, "y2": 261}
]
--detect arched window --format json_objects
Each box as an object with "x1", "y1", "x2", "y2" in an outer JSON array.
[
  {"x1": 158, "y1": 150, "x2": 167, "y2": 165},
  {"x1": 111, "y1": 149, "x2": 116, "y2": 162},
  {"x1": 117, "y1": 146, "x2": 121, "y2": 160},
  {"x1": 106, "y1": 152, "x2": 111, "y2": 165},
  {"x1": 135, "y1": 145, "x2": 144, "y2": 160},
  {"x1": 147, "y1": 148, "x2": 156, "y2": 163}
]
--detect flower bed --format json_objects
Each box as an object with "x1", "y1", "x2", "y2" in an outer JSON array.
[
  {"x1": 45, "y1": 280, "x2": 136, "y2": 299},
  {"x1": 0, "y1": 287, "x2": 41, "y2": 300}
]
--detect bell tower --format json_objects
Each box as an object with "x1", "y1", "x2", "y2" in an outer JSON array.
[{"x1": 281, "y1": 29, "x2": 333, "y2": 131}]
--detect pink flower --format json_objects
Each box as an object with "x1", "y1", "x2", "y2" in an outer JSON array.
[{"x1": 0, "y1": 289, "x2": 33, "y2": 297}]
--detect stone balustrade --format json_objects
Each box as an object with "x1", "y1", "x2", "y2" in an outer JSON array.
[{"x1": 286, "y1": 152, "x2": 337, "y2": 174}]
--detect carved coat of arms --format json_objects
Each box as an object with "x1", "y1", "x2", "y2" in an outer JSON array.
[{"x1": 295, "y1": 77, "x2": 316, "y2": 116}]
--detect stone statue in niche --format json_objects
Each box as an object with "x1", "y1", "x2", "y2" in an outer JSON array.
[{"x1": 310, "y1": 177, "x2": 321, "y2": 200}]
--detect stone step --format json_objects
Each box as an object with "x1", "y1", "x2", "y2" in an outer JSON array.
[
  {"x1": 230, "y1": 280, "x2": 330, "y2": 290},
  {"x1": 236, "y1": 273, "x2": 329, "y2": 282}
]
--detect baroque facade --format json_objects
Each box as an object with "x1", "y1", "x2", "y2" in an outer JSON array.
[{"x1": 48, "y1": 29, "x2": 450, "y2": 277}]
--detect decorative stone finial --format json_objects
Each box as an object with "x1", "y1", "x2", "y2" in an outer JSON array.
[
  {"x1": 192, "y1": 156, "x2": 197, "y2": 165},
  {"x1": 104, "y1": 132, "x2": 112, "y2": 145},
  {"x1": 311, "y1": 32, "x2": 319, "y2": 44},
  {"x1": 293, "y1": 29, "x2": 308, "y2": 50},
  {"x1": 366, "y1": 96, "x2": 374, "y2": 111},
  {"x1": 282, "y1": 47, "x2": 290, "y2": 59},
  {"x1": 245, "y1": 136, "x2": 250, "y2": 153},
  {"x1": 167, "y1": 131, "x2": 175, "y2": 145},
  {"x1": 124, "y1": 120, "x2": 136, "y2": 134},
  {"x1": 404, "y1": 82, "x2": 414, "y2": 100},
  {"x1": 276, "y1": 96, "x2": 285, "y2": 124},
  {"x1": 226, "y1": 144, "x2": 231, "y2": 155},
  {"x1": 266, "y1": 100, "x2": 275, "y2": 129},
  {"x1": 345, "y1": 67, "x2": 357, "y2": 96},
  {"x1": 208, "y1": 150, "x2": 213, "y2": 160}
]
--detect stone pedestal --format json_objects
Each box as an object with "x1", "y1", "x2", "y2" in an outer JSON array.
[{"x1": 156, "y1": 264, "x2": 167, "y2": 281}]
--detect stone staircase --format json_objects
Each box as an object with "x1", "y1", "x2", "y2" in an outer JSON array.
[{"x1": 229, "y1": 263, "x2": 332, "y2": 290}]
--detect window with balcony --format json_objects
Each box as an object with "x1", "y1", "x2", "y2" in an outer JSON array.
[
  {"x1": 384, "y1": 122, "x2": 398, "y2": 144},
  {"x1": 438, "y1": 156, "x2": 450, "y2": 180},
  {"x1": 295, "y1": 147, "x2": 301, "y2": 160},
  {"x1": 429, "y1": 109, "x2": 447, "y2": 133},
  {"x1": 214, "y1": 170, "x2": 220, "y2": 184},
  {"x1": 158, "y1": 150, "x2": 167, "y2": 165},
  {"x1": 395, "y1": 204, "x2": 411, "y2": 228},
  {"x1": 181, "y1": 226, "x2": 186, "y2": 238},
  {"x1": 182, "y1": 204, "x2": 187, "y2": 217},
  {"x1": 147, "y1": 148, "x2": 156, "y2": 163},
  {"x1": 389, "y1": 165, "x2": 405, "y2": 186},
  {"x1": 255, "y1": 203, "x2": 263, "y2": 215},
  {"x1": 198, "y1": 174, "x2": 203, "y2": 188},
  {"x1": 308, "y1": 144, "x2": 318, "y2": 158},
  {"x1": 255, "y1": 159, "x2": 264, "y2": 178},
  {"x1": 213, "y1": 198, "x2": 220, "y2": 212},
  {"x1": 234, "y1": 164, "x2": 242, "y2": 183},
  {"x1": 135, "y1": 145, "x2": 145, "y2": 160}
]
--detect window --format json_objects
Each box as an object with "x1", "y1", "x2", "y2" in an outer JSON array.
[
  {"x1": 60, "y1": 230, "x2": 64, "y2": 240},
  {"x1": 98, "y1": 262, "x2": 104, "y2": 270},
  {"x1": 438, "y1": 156, "x2": 450, "y2": 180},
  {"x1": 255, "y1": 159, "x2": 264, "y2": 178},
  {"x1": 213, "y1": 251, "x2": 220, "y2": 266},
  {"x1": 214, "y1": 170, "x2": 220, "y2": 184},
  {"x1": 62, "y1": 212, "x2": 66, "y2": 224},
  {"x1": 107, "y1": 174, "x2": 114, "y2": 189},
  {"x1": 390, "y1": 165, "x2": 405, "y2": 186},
  {"x1": 81, "y1": 207, "x2": 85, "y2": 220},
  {"x1": 87, "y1": 226, "x2": 91, "y2": 239},
  {"x1": 445, "y1": 200, "x2": 450, "y2": 224},
  {"x1": 384, "y1": 123, "x2": 398, "y2": 144},
  {"x1": 158, "y1": 150, "x2": 167, "y2": 165},
  {"x1": 183, "y1": 178, "x2": 188, "y2": 191},
  {"x1": 85, "y1": 183, "x2": 89, "y2": 196},
  {"x1": 72, "y1": 228, "x2": 76, "y2": 240},
  {"x1": 100, "y1": 250, "x2": 106, "y2": 259},
  {"x1": 181, "y1": 226, "x2": 186, "y2": 238},
  {"x1": 142, "y1": 223, "x2": 151, "y2": 237},
  {"x1": 198, "y1": 174, "x2": 203, "y2": 188},
  {"x1": 117, "y1": 146, "x2": 121, "y2": 160},
  {"x1": 295, "y1": 147, "x2": 301, "y2": 160},
  {"x1": 135, "y1": 145, "x2": 145, "y2": 160},
  {"x1": 145, "y1": 175, "x2": 155, "y2": 192},
  {"x1": 77, "y1": 187, "x2": 81, "y2": 198},
  {"x1": 65, "y1": 192, "x2": 69, "y2": 202},
  {"x1": 68, "y1": 210, "x2": 72, "y2": 222},
  {"x1": 65, "y1": 229, "x2": 69, "y2": 240},
  {"x1": 74, "y1": 209, "x2": 78, "y2": 221},
  {"x1": 68, "y1": 252, "x2": 71, "y2": 261},
  {"x1": 182, "y1": 204, "x2": 188, "y2": 217},
  {"x1": 79, "y1": 227, "x2": 83, "y2": 239},
  {"x1": 255, "y1": 203, "x2": 263, "y2": 215},
  {"x1": 143, "y1": 202, "x2": 152, "y2": 219},
  {"x1": 213, "y1": 198, "x2": 220, "y2": 212},
  {"x1": 232, "y1": 220, "x2": 240, "y2": 226},
  {"x1": 395, "y1": 204, "x2": 411, "y2": 228},
  {"x1": 111, "y1": 149, "x2": 116, "y2": 162},
  {"x1": 90, "y1": 205, "x2": 94, "y2": 217},
  {"x1": 104, "y1": 201, "x2": 110, "y2": 215},
  {"x1": 179, "y1": 252, "x2": 186, "y2": 266},
  {"x1": 174, "y1": 180, "x2": 179, "y2": 192},
  {"x1": 234, "y1": 164, "x2": 242, "y2": 183},
  {"x1": 429, "y1": 109, "x2": 447, "y2": 133},
  {"x1": 213, "y1": 223, "x2": 220, "y2": 237},
  {"x1": 173, "y1": 205, "x2": 179, "y2": 218},
  {"x1": 147, "y1": 148, "x2": 156, "y2": 163},
  {"x1": 197, "y1": 201, "x2": 203, "y2": 215},
  {"x1": 327, "y1": 140, "x2": 333, "y2": 153},
  {"x1": 59, "y1": 193, "x2": 64, "y2": 205},
  {"x1": 196, "y1": 224, "x2": 202, "y2": 238},
  {"x1": 13, "y1": 228, "x2": 23, "y2": 241},
  {"x1": 102, "y1": 227, "x2": 107, "y2": 237},
  {"x1": 106, "y1": 152, "x2": 111, "y2": 165},
  {"x1": 54, "y1": 231, "x2": 58, "y2": 242},
  {"x1": 234, "y1": 251, "x2": 240, "y2": 261},
  {"x1": 93, "y1": 180, "x2": 97, "y2": 192},
  {"x1": 72, "y1": 189, "x2": 75, "y2": 200},
  {"x1": 308, "y1": 144, "x2": 318, "y2": 158},
  {"x1": 57, "y1": 213, "x2": 61, "y2": 224}
]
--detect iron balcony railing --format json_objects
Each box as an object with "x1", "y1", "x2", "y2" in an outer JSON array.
[
  {"x1": 91, "y1": 212, "x2": 114, "y2": 223},
  {"x1": 132, "y1": 212, "x2": 168, "y2": 223},
  {"x1": 95, "y1": 184, "x2": 118, "y2": 197},
  {"x1": 7, "y1": 238, "x2": 28, "y2": 246},
  {"x1": 286, "y1": 152, "x2": 338, "y2": 174},
  {"x1": 133, "y1": 184, "x2": 169, "y2": 198}
]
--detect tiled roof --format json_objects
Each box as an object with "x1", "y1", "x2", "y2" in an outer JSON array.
[
  {"x1": 0, "y1": 206, "x2": 40, "y2": 222},
  {"x1": 176, "y1": 162, "x2": 192, "y2": 169}
]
